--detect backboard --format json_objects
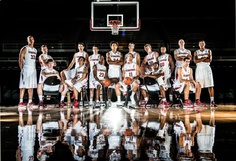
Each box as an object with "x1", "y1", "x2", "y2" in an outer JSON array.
[{"x1": 90, "y1": 1, "x2": 140, "y2": 32}]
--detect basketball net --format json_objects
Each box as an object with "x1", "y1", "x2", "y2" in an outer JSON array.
[{"x1": 109, "y1": 20, "x2": 121, "y2": 35}]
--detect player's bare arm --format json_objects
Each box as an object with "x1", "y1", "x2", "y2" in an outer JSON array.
[{"x1": 18, "y1": 47, "x2": 26, "y2": 70}]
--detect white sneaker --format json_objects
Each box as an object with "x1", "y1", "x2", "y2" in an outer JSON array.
[
  {"x1": 116, "y1": 101, "x2": 123, "y2": 106},
  {"x1": 89, "y1": 101, "x2": 94, "y2": 106}
]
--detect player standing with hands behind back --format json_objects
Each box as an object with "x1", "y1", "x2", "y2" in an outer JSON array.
[{"x1": 18, "y1": 35, "x2": 37, "y2": 111}]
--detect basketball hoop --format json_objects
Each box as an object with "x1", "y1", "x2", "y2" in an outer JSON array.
[{"x1": 108, "y1": 20, "x2": 122, "y2": 35}]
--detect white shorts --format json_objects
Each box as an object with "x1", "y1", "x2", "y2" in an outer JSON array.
[
  {"x1": 108, "y1": 67, "x2": 121, "y2": 79},
  {"x1": 172, "y1": 80, "x2": 196, "y2": 93},
  {"x1": 19, "y1": 67, "x2": 37, "y2": 89},
  {"x1": 195, "y1": 65, "x2": 214, "y2": 88},
  {"x1": 197, "y1": 125, "x2": 215, "y2": 152},
  {"x1": 63, "y1": 68, "x2": 76, "y2": 80},
  {"x1": 65, "y1": 79, "x2": 88, "y2": 93},
  {"x1": 140, "y1": 84, "x2": 160, "y2": 91}
]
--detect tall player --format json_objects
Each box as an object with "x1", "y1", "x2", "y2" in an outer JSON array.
[
  {"x1": 18, "y1": 35, "x2": 37, "y2": 111},
  {"x1": 193, "y1": 40, "x2": 217, "y2": 107},
  {"x1": 106, "y1": 41, "x2": 124, "y2": 106},
  {"x1": 60, "y1": 42, "x2": 89, "y2": 83},
  {"x1": 158, "y1": 45, "x2": 175, "y2": 106},
  {"x1": 173, "y1": 39, "x2": 192, "y2": 81},
  {"x1": 115, "y1": 53, "x2": 140, "y2": 106},
  {"x1": 88, "y1": 45, "x2": 104, "y2": 106}
]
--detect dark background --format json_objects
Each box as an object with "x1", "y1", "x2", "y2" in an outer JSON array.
[{"x1": 0, "y1": 0, "x2": 235, "y2": 105}]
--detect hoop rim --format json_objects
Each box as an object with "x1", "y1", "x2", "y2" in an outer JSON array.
[{"x1": 108, "y1": 20, "x2": 122, "y2": 26}]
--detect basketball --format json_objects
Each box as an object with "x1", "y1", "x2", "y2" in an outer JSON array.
[
  {"x1": 123, "y1": 77, "x2": 133, "y2": 85},
  {"x1": 102, "y1": 78, "x2": 111, "y2": 87}
]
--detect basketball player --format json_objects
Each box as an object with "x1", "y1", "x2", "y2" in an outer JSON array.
[
  {"x1": 173, "y1": 39, "x2": 192, "y2": 81},
  {"x1": 18, "y1": 35, "x2": 37, "y2": 111},
  {"x1": 140, "y1": 43, "x2": 159, "y2": 76},
  {"x1": 140, "y1": 62, "x2": 169, "y2": 109},
  {"x1": 193, "y1": 40, "x2": 217, "y2": 107},
  {"x1": 158, "y1": 45, "x2": 175, "y2": 106},
  {"x1": 16, "y1": 105, "x2": 36, "y2": 161},
  {"x1": 88, "y1": 45, "x2": 105, "y2": 106},
  {"x1": 92, "y1": 55, "x2": 108, "y2": 107},
  {"x1": 173, "y1": 57, "x2": 205, "y2": 109},
  {"x1": 124, "y1": 42, "x2": 141, "y2": 66},
  {"x1": 65, "y1": 56, "x2": 88, "y2": 108},
  {"x1": 60, "y1": 42, "x2": 89, "y2": 83},
  {"x1": 106, "y1": 41, "x2": 124, "y2": 106},
  {"x1": 196, "y1": 108, "x2": 216, "y2": 160},
  {"x1": 115, "y1": 53, "x2": 140, "y2": 106},
  {"x1": 37, "y1": 59, "x2": 61, "y2": 108}
]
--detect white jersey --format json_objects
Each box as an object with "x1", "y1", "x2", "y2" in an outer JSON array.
[
  {"x1": 75, "y1": 64, "x2": 88, "y2": 81},
  {"x1": 108, "y1": 51, "x2": 122, "y2": 68},
  {"x1": 23, "y1": 45, "x2": 37, "y2": 68},
  {"x1": 96, "y1": 63, "x2": 107, "y2": 81},
  {"x1": 39, "y1": 53, "x2": 53, "y2": 69},
  {"x1": 146, "y1": 52, "x2": 157, "y2": 66},
  {"x1": 181, "y1": 67, "x2": 191, "y2": 80},
  {"x1": 124, "y1": 63, "x2": 137, "y2": 78},
  {"x1": 38, "y1": 68, "x2": 57, "y2": 84},
  {"x1": 108, "y1": 135, "x2": 121, "y2": 149},
  {"x1": 125, "y1": 51, "x2": 138, "y2": 64},
  {"x1": 75, "y1": 51, "x2": 88, "y2": 69},
  {"x1": 19, "y1": 45, "x2": 37, "y2": 89},
  {"x1": 96, "y1": 134, "x2": 106, "y2": 150},
  {"x1": 18, "y1": 125, "x2": 36, "y2": 161},
  {"x1": 89, "y1": 54, "x2": 100, "y2": 68},
  {"x1": 175, "y1": 48, "x2": 191, "y2": 67},
  {"x1": 173, "y1": 67, "x2": 195, "y2": 93},
  {"x1": 158, "y1": 54, "x2": 172, "y2": 78},
  {"x1": 108, "y1": 51, "x2": 122, "y2": 79},
  {"x1": 124, "y1": 136, "x2": 137, "y2": 151},
  {"x1": 195, "y1": 49, "x2": 211, "y2": 66}
]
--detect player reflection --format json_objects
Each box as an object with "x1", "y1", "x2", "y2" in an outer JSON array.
[
  {"x1": 16, "y1": 108, "x2": 36, "y2": 161},
  {"x1": 196, "y1": 108, "x2": 216, "y2": 160}
]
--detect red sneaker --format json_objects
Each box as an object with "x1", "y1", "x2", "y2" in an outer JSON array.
[
  {"x1": 210, "y1": 101, "x2": 217, "y2": 107},
  {"x1": 18, "y1": 102, "x2": 26, "y2": 107},
  {"x1": 73, "y1": 100, "x2": 79, "y2": 107},
  {"x1": 194, "y1": 100, "x2": 206, "y2": 107},
  {"x1": 139, "y1": 100, "x2": 147, "y2": 107},
  {"x1": 183, "y1": 100, "x2": 193, "y2": 110},
  {"x1": 60, "y1": 101, "x2": 67, "y2": 108},
  {"x1": 38, "y1": 101, "x2": 44, "y2": 107}
]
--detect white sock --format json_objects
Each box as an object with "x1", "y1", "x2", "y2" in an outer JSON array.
[
  {"x1": 117, "y1": 96, "x2": 121, "y2": 102},
  {"x1": 39, "y1": 96, "x2": 43, "y2": 101},
  {"x1": 131, "y1": 92, "x2": 135, "y2": 97},
  {"x1": 60, "y1": 96, "x2": 65, "y2": 102}
]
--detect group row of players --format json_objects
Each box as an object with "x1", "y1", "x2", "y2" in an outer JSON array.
[{"x1": 18, "y1": 35, "x2": 217, "y2": 112}]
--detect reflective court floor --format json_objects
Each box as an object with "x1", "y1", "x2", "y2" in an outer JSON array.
[{"x1": 1, "y1": 102, "x2": 236, "y2": 161}]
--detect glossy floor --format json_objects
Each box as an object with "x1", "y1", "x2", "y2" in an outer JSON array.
[{"x1": 1, "y1": 103, "x2": 236, "y2": 161}]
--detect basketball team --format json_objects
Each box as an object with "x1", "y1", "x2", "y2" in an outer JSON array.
[{"x1": 18, "y1": 35, "x2": 217, "y2": 112}]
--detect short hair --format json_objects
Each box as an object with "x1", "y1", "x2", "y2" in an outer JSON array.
[
  {"x1": 41, "y1": 44, "x2": 47, "y2": 48},
  {"x1": 77, "y1": 42, "x2": 85, "y2": 47},
  {"x1": 110, "y1": 41, "x2": 119, "y2": 47},
  {"x1": 46, "y1": 58, "x2": 54, "y2": 64},
  {"x1": 184, "y1": 57, "x2": 191, "y2": 61},
  {"x1": 144, "y1": 43, "x2": 152, "y2": 48},
  {"x1": 78, "y1": 56, "x2": 85, "y2": 62}
]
